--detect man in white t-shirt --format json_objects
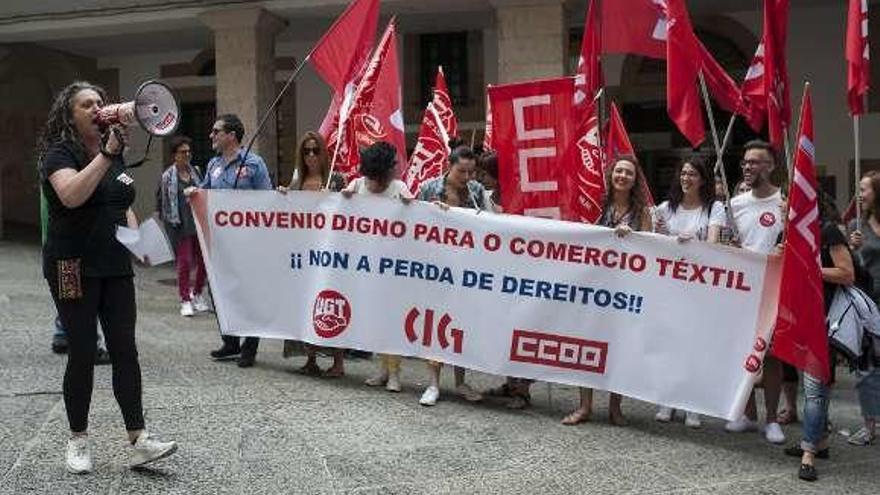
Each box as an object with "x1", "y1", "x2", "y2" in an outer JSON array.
[{"x1": 727, "y1": 140, "x2": 786, "y2": 444}]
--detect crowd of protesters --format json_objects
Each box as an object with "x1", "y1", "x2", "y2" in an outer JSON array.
[{"x1": 39, "y1": 81, "x2": 879, "y2": 482}]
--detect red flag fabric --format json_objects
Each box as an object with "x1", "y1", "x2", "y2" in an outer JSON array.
[
  {"x1": 309, "y1": 0, "x2": 379, "y2": 94},
  {"x1": 483, "y1": 93, "x2": 494, "y2": 152},
  {"x1": 605, "y1": 103, "x2": 654, "y2": 207},
  {"x1": 847, "y1": 0, "x2": 870, "y2": 115},
  {"x1": 489, "y1": 76, "x2": 588, "y2": 220},
  {"x1": 666, "y1": 0, "x2": 704, "y2": 147},
  {"x1": 572, "y1": 101, "x2": 606, "y2": 223},
  {"x1": 334, "y1": 20, "x2": 407, "y2": 180},
  {"x1": 772, "y1": 86, "x2": 830, "y2": 382},
  {"x1": 312, "y1": 0, "x2": 380, "y2": 154},
  {"x1": 742, "y1": 0, "x2": 791, "y2": 148},
  {"x1": 403, "y1": 67, "x2": 459, "y2": 195},
  {"x1": 601, "y1": 0, "x2": 667, "y2": 59},
  {"x1": 575, "y1": 0, "x2": 604, "y2": 107}
]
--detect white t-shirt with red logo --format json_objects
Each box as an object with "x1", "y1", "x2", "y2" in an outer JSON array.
[{"x1": 731, "y1": 189, "x2": 784, "y2": 254}]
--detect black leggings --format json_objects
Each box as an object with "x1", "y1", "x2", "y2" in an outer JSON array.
[{"x1": 49, "y1": 275, "x2": 144, "y2": 433}]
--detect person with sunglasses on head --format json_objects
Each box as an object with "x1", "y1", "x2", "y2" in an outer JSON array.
[
  {"x1": 184, "y1": 114, "x2": 273, "y2": 368},
  {"x1": 157, "y1": 135, "x2": 208, "y2": 318},
  {"x1": 725, "y1": 140, "x2": 787, "y2": 445},
  {"x1": 278, "y1": 131, "x2": 346, "y2": 377},
  {"x1": 39, "y1": 81, "x2": 177, "y2": 474},
  {"x1": 341, "y1": 141, "x2": 413, "y2": 392}
]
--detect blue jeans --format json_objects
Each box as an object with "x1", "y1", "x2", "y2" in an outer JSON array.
[{"x1": 801, "y1": 373, "x2": 829, "y2": 453}]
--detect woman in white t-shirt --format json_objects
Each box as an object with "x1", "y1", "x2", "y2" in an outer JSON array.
[
  {"x1": 342, "y1": 142, "x2": 413, "y2": 393},
  {"x1": 653, "y1": 157, "x2": 726, "y2": 428}
]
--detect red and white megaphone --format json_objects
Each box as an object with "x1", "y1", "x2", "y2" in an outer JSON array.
[{"x1": 96, "y1": 80, "x2": 180, "y2": 137}]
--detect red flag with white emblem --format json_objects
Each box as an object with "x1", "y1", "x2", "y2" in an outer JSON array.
[
  {"x1": 742, "y1": 0, "x2": 791, "y2": 148},
  {"x1": 847, "y1": 0, "x2": 870, "y2": 115},
  {"x1": 665, "y1": 0, "x2": 705, "y2": 148},
  {"x1": 403, "y1": 67, "x2": 459, "y2": 195},
  {"x1": 772, "y1": 85, "x2": 830, "y2": 383},
  {"x1": 310, "y1": 0, "x2": 379, "y2": 142},
  {"x1": 572, "y1": 101, "x2": 605, "y2": 224},
  {"x1": 575, "y1": 0, "x2": 604, "y2": 107},
  {"x1": 332, "y1": 20, "x2": 407, "y2": 180}
]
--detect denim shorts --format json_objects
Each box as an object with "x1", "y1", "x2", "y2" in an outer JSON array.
[{"x1": 856, "y1": 368, "x2": 880, "y2": 419}]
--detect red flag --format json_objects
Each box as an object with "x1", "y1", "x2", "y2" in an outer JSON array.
[
  {"x1": 403, "y1": 67, "x2": 459, "y2": 195},
  {"x1": 772, "y1": 86, "x2": 830, "y2": 382},
  {"x1": 483, "y1": 93, "x2": 494, "y2": 152},
  {"x1": 311, "y1": 0, "x2": 380, "y2": 152},
  {"x1": 335, "y1": 20, "x2": 407, "y2": 180},
  {"x1": 847, "y1": 0, "x2": 870, "y2": 115},
  {"x1": 309, "y1": 0, "x2": 379, "y2": 93},
  {"x1": 601, "y1": 0, "x2": 667, "y2": 59},
  {"x1": 575, "y1": 0, "x2": 604, "y2": 107},
  {"x1": 602, "y1": 1, "x2": 757, "y2": 139},
  {"x1": 666, "y1": 0, "x2": 704, "y2": 147},
  {"x1": 742, "y1": 0, "x2": 791, "y2": 148},
  {"x1": 572, "y1": 101, "x2": 606, "y2": 223},
  {"x1": 489, "y1": 77, "x2": 586, "y2": 220},
  {"x1": 605, "y1": 103, "x2": 654, "y2": 207}
]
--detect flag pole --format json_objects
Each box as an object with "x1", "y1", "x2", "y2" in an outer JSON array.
[
  {"x1": 855, "y1": 113, "x2": 862, "y2": 226},
  {"x1": 698, "y1": 70, "x2": 740, "y2": 241}
]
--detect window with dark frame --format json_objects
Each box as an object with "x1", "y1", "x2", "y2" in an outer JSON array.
[{"x1": 419, "y1": 32, "x2": 470, "y2": 108}]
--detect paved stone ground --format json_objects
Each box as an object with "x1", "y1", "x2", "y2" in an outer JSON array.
[{"x1": 1, "y1": 239, "x2": 879, "y2": 495}]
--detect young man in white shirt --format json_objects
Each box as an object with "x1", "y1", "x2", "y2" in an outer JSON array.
[{"x1": 727, "y1": 140, "x2": 787, "y2": 444}]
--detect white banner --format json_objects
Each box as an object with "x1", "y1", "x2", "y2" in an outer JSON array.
[{"x1": 191, "y1": 191, "x2": 781, "y2": 420}]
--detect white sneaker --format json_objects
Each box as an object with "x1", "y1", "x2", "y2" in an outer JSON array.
[
  {"x1": 66, "y1": 436, "x2": 93, "y2": 474},
  {"x1": 685, "y1": 412, "x2": 702, "y2": 428},
  {"x1": 179, "y1": 301, "x2": 194, "y2": 317},
  {"x1": 419, "y1": 386, "x2": 440, "y2": 406},
  {"x1": 130, "y1": 431, "x2": 178, "y2": 468},
  {"x1": 655, "y1": 406, "x2": 674, "y2": 423},
  {"x1": 191, "y1": 292, "x2": 210, "y2": 312},
  {"x1": 386, "y1": 372, "x2": 401, "y2": 392},
  {"x1": 725, "y1": 415, "x2": 759, "y2": 433},
  {"x1": 764, "y1": 422, "x2": 786, "y2": 444}
]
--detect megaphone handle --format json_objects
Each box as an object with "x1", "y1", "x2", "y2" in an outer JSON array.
[{"x1": 126, "y1": 134, "x2": 153, "y2": 169}]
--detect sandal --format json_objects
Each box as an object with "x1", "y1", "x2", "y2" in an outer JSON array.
[
  {"x1": 561, "y1": 409, "x2": 591, "y2": 425},
  {"x1": 455, "y1": 383, "x2": 483, "y2": 402},
  {"x1": 322, "y1": 367, "x2": 345, "y2": 378},
  {"x1": 783, "y1": 444, "x2": 830, "y2": 459},
  {"x1": 609, "y1": 411, "x2": 629, "y2": 427},
  {"x1": 778, "y1": 409, "x2": 799, "y2": 425},
  {"x1": 798, "y1": 463, "x2": 818, "y2": 482},
  {"x1": 299, "y1": 361, "x2": 322, "y2": 376}
]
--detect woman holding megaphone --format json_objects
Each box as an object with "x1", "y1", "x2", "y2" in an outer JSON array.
[{"x1": 38, "y1": 81, "x2": 177, "y2": 474}]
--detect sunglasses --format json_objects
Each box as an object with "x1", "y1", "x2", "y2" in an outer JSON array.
[{"x1": 303, "y1": 147, "x2": 321, "y2": 156}]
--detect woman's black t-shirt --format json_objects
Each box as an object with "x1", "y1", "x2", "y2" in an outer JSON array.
[
  {"x1": 40, "y1": 141, "x2": 135, "y2": 279},
  {"x1": 821, "y1": 222, "x2": 849, "y2": 312}
]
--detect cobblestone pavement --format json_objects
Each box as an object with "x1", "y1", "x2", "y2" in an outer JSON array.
[{"x1": 1, "y1": 240, "x2": 878, "y2": 494}]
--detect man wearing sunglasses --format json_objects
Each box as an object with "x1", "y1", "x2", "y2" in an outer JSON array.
[{"x1": 185, "y1": 113, "x2": 272, "y2": 368}]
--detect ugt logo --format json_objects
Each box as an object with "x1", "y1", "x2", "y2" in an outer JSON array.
[
  {"x1": 404, "y1": 308, "x2": 463, "y2": 354},
  {"x1": 312, "y1": 290, "x2": 351, "y2": 338}
]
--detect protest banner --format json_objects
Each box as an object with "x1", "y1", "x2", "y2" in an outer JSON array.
[{"x1": 191, "y1": 190, "x2": 781, "y2": 420}]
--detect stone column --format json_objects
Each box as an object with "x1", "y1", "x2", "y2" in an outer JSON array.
[
  {"x1": 492, "y1": 0, "x2": 565, "y2": 83},
  {"x1": 201, "y1": 7, "x2": 285, "y2": 176}
]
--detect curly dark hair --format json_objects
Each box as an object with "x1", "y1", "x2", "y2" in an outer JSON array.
[
  {"x1": 667, "y1": 156, "x2": 715, "y2": 212},
  {"x1": 601, "y1": 155, "x2": 649, "y2": 226},
  {"x1": 38, "y1": 81, "x2": 107, "y2": 163},
  {"x1": 358, "y1": 141, "x2": 397, "y2": 181}
]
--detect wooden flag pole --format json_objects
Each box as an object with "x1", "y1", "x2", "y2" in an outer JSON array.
[{"x1": 698, "y1": 70, "x2": 740, "y2": 241}]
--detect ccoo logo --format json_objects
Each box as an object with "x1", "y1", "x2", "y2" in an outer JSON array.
[{"x1": 312, "y1": 290, "x2": 351, "y2": 338}]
